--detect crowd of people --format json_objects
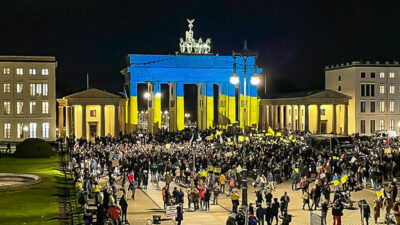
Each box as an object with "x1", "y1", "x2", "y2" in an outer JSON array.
[{"x1": 65, "y1": 127, "x2": 400, "y2": 225}]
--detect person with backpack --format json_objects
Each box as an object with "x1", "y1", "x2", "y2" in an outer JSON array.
[
  {"x1": 302, "y1": 190, "x2": 310, "y2": 210},
  {"x1": 109, "y1": 203, "x2": 122, "y2": 225},
  {"x1": 228, "y1": 177, "x2": 235, "y2": 196}
]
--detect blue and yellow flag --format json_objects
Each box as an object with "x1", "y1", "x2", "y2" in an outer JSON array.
[
  {"x1": 376, "y1": 185, "x2": 384, "y2": 197},
  {"x1": 333, "y1": 176, "x2": 339, "y2": 186}
]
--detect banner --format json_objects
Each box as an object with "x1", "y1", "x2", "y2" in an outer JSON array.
[{"x1": 166, "y1": 205, "x2": 178, "y2": 218}]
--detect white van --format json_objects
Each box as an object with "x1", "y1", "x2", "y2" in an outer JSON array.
[{"x1": 372, "y1": 130, "x2": 397, "y2": 140}]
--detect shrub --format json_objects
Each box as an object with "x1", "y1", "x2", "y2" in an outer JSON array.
[{"x1": 14, "y1": 138, "x2": 55, "y2": 158}]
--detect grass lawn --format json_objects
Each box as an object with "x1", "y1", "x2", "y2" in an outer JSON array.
[{"x1": 0, "y1": 155, "x2": 62, "y2": 225}]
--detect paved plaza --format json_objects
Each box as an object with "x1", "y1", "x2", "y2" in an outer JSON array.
[{"x1": 111, "y1": 176, "x2": 382, "y2": 225}]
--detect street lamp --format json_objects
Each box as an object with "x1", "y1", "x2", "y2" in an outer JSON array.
[
  {"x1": 144, "y1": 92, "x2": 151, "y2": 99},
  {"x1": 230, "y1": 41, "x2": 260, "y2": 211}
]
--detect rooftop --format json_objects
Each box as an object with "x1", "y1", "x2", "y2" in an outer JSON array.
[
  {"x1": 0, "y1": 55, "x2": 56, "y2": 62},
  {"x1": 325, "y1": 60, "x2": 400, "y2": 71}
]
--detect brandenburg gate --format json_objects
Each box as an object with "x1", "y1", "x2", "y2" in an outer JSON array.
[{"x1": 122, "y1": 19, "x2": 262, "y2": 132}]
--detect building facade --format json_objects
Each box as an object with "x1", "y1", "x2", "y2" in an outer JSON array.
[
  {"x1": 326, "y1": 61, "x2": 400, "y2": 135},
  {"x1": 259, "y1": 90, "x2": 351, "y2": 134},
  {"x1": 0, "y1": 56, "x2": 57, "y2": 142},
  {"x1": 57, "y1": 88, "x2": 126, "y2": 141}
]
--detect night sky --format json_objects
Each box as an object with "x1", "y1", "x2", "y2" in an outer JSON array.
[{"x1": 2, "y1": 0, "x2": 400, "y2": 100}]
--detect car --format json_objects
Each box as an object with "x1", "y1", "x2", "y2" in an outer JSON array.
[{"x1": 372, "y1": 130, "x2": 397, "y2": 140}]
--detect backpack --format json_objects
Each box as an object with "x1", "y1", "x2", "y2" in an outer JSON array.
[{"x1": 229, "y1": 179, "x2": 235, "y2": 188}]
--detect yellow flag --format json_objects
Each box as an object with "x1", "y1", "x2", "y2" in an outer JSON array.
[
  {"x1": 276, "y1": 132, "x2": 282, "y2": 137},
  {"x1": 268, "y1": 127, "x2": 275, "y2": 135},
  {"x1": 239, "y1": 136, "x2": 244, "y2": 142},
  {"x1": 216, "y1": 130, "x2": 222, "y2": 135},
  {"x1": 341, "y1": 175, "x2": 348, "y2": 184}
]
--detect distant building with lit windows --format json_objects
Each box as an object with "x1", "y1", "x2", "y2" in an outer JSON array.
[
  {"x1": 325, "y1": 61, "x2": 400, "y2": 135},
  {"x1": 0, "y1": 56, "x2": 57, "y2": 142}
]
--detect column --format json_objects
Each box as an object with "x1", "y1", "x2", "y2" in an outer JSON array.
[
  {"x1": 115, "y1": 105, "x2": 120, "y2": 137},
  {"x1": 176, "y1": 82, "x2": 185, "y2": 131},
  {"x1": 266, "y1": 105, "x2": 270, "y2": 129},
  {"x1": 316, "y1": 104, "x2": 321, "y2": 133},
  {"x1": 206, "y1": 82, "x2": 214, "y2": 129},
  {"x1": 292, "y1": 105, "x2": 296, "y2": 131},
  {"x1": 228, "y1": 83, "x2": 236, "y2": 124},
  {"x1": 197, "y1": 82, "x2": 207, "y2": 130},
  {"x1": 101, "y1": 105, "x2": 105, "y2": 137},
  {"x1": 280, "y1": 105, "x2": 284, "y2": 129},
  {"x1": 285, "y1": 105, "x2": 290, "y2": 129},
  {"x1": 274, "y1": 105, "x2": 278, "y2": 130},
  {"x1": 65, "y1": 106, "x2": 71, "y2": 137},
  {"x1": 304, "y1": 105, "x2": 309, "y2": 132},
  {"x1": 332, "y1": 104, "x2": 337, "y2": 134},
  {"x1": 129, "y1": 81, "x2": 138, "y2": 132},
  {"x1": 344, "y1": 104, "x2": 348, "y2": 135},
  {"x1": 153, "y1": 82, "x2": 161, "y2": 130},
  {"x1": 58, "y1": 106, "x2": 64, "y2": 137},
  {"x1": 82, "y1": 104, "x2": 87, "y2": 139},
  {"x1": 147, "y1": 82, "x2": 154, "y2": 134},
  {"x1": 249, "y1": 84, "x2": 258, "y2": 129},
  {"x1": 169, "y1": 82, "x2": 177, "y2": 132},
  {"x1": 297, "y1": 105, "x2": 302, "y2": 131}
]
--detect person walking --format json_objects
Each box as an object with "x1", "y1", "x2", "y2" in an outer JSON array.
[
  {"x1": 213, "y1": 184, "x2": 220, "y2": 205},
  {"x1": 256, "y1": 206, "x2": 265, "y2": 225},
  {"x1": 332, "y1": 201, "x2": 344, "y2": 225},
  {"x1": 373, "y1": 199, "x2": 381, "y2": 224},
  {"x1": 231, "y1": 189, "x2": 240, "y2": 214},
  {"x1": 321, "y1": 200, "x2": 329, "y2": 225},
  {"x1": 119, "y1": 194, "x2": 128, "y2": 224},
  {"x1": 302, "y1": 190, "x2": 310, "y2": 210},
  {"x1": 271, "y1": 198, "x2": 280, "y2": 225},
  {"x1": 176, "y1": 203, "x2": 184, "y2": 225},
  {"x1": 220, "y1": 173, "x2": 226, "y2": 193}
]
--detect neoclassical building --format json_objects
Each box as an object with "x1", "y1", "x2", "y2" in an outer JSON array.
[
  {"x1": 57, "y1": 88, "x2": 126, "y2": 140},
  {"x1": 259, "y1": 89, "x2": 351, "y2": 134}
]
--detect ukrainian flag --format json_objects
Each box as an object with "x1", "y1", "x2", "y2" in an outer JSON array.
[
  {"x1": 376, "y1": 185, "x2": 384, "y2": 197},
  {"x1": 333, "y1": 177, "x2": 339, "y2": 186}
]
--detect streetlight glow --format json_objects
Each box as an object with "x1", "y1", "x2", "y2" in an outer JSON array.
[
  {"x1": 250, "y1": 76, "x2": 260, "y2": 85},
  {"x1": 155, "y1": 92, "x2": 161, "y2": 98},
  {"x1": 23, "y1": 126, "x2": 29, "y2": 132},
  {"x1": 144, "y1": 92, "x2": 151, "y2": 99},
  {"x1": 230, "y1": 73, "x2": 240, "y2": 85}
]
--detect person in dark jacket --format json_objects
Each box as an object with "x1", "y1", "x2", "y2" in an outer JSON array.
[
  {"x1": 226, "y1": 213, "x2": 237, "y2": 225},
  {"x1": 358, "y1": 199, "x2": 370, "y2": 225},
  {"x1": 271, "y1": 198, "x2": 280, "y2": 225},
  {"x1": 332, "y1": 201, "x2": 344, "y2": 225},
  {"x1": 279, "y1": 211, "x2": 292, "y2": 225},
  {"x1": 119, "y1": 194, "x2": 128, "y2": 224},
  {"x1": 176, "y1": 203, "x2": 184, "y2": 225},
  {"x1": 265, "y1": 204, "x2": 273, "y2": 225},
  {"x1": 256, "y1": 206, "x2": 265, "y2": 225},
  {"x1": 205, "y1": 188, "x2": 211, "y2": 211},
  {"x1": 321, "y1": 200, "x2": 329, "y2": 225}
]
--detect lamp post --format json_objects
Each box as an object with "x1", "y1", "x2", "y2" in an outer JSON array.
[{"x1": 230, "y1": 41, "x2": 262, "y2": 211}]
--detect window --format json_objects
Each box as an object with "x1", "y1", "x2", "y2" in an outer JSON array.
[
  {"x1": 371, "y1": 72, "x2": 376, "y2": 78},
  {"x1": 361, "y1": 101, "x2": 366, "y2": 112},
  {"x1": 36, "y1": 84, "x2": 42, "y2": 96},
  {"x1": 3, "y1": 83, "x2": 10, "y2": 93},
  {"x1": 361, "y1": 120, "x2": 365, "y2": 133},
  {"x1": 17, "y1": 123, "x2": 24, "y2": 138},
  {"x1": 390, "y1": 120, "x2": 395, "y2": 131},
  {"x1": 321, "y1": 109, "x2": 326, "y2": 116},
  {"x1": 338, "y1": 75, "x2": 341, "y2": 81},
  {"x1": 16, "y1": 68, "x2": 23, "y2": 75},
  {"x1": 3, "y1": 123, "x2": 10, "y2": 139},
  {"x1": 338, "y1": 86, "x2": 342, "y2": 91},
  {"x1": 42, "y1": 123, "x2": 49, "y2": 138},
  {"x1": 16, "y1": 83, "x2": 23, "y2": 93},
  {"x1": 380, "y1": 72, "x2": 385, "y2": 78},
  {"x1": 390, "y1": 85, "x2": 395, "y2": 94},
  {"x1": 42, "y1": 69, "x2": 49, "y2": 75},
  {"x1": 380, "y1": 101, "x2": 385, "y2": 112},
  {"x1": 42, "y1": 84, "x2": 48, "y2": 96},
  {"x1": 380, "y1": 120, "x2": 385, "y2": 130},
  {"x1": 370, "y1": 120, "x2": 375, "y2": 133},
  {"x1": 29, "y1": 101, "x2": 36, "y2": 114},
  {"x1": 29, "y1": 68, "x2": 36, "y2": 75},
  {"x1": 17, "y1": 101, "x2": 23, "y2": 114},
  {"x1": 390, "y1": 72, "x2": 395, "y2": 78},
  {"x1": 30, "y1": 84, "x2": 36, "y2": 96},
  {"x1": 3, "y1": 67, "x2": 10, "y2": 75},
  {"x1": 361, "y1": 84, "x2": 365, "y2": 96},
  {"x1": 90, "y1": 110, "x2": 96, "y2": 117},
  {"x1": 371, "y1": 101, "x2": 375, "y2": 113},
  {"x1": 390, "y1": 101, "x2": 395, "y2": 112},
  {"x1": 42, "y1": 101, "x2": 49, "y2": 114},
  {"x1": 366, "y1": 84, "x2": 370, "y2": 96},
  {"x1": 361, "y1": 72, "x2": 366, "y2": 78},
  {"x1": 3, "y1": 102, "x2": 10, "y2": 115},
  {"x1": 380, "y1": 85, "x2": 385, "y2": 94},
  {"x1": 371, "y1": 84, "x2": 375, "y2": 97},
  {"x1": 29, "y1": 123, "x2": 37, "y2": 138}
]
